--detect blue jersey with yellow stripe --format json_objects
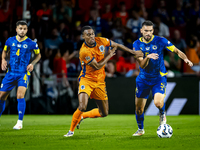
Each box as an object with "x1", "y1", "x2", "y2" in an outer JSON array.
[
  {"x1": 3, "y1": 36, "x2": 40, "y2": 74},
  {"x1": 133, "y1": 35, "x2": 175, "y2": 79}
]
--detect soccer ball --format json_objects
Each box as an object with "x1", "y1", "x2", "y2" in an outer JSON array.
[{"x1": 157, "y1": 124, "x2": 173, "y2": 138}]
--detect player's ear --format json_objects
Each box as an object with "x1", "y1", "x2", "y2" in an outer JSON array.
[{"x1": 140, "y1": 28, "x2": 143, "y2": 34}]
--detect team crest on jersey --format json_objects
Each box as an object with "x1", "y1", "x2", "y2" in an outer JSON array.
[
  {"x1": 85, "y1": 56, "x2": 91, "y2": 61},
  {"x1": 17, "y1": 44, "x2": 21, "y2": 48},
  {"x1": 23, "y1": 44, "x2": 28, "y2": 48},
  {"x1": 81, "y1": 85, "x2": 85, "y2": 90},
  {"x1": 12, "y1": 43, "x2": 15, "y2": 46},
  {"x1": 152, "y1": 45, "x2": 157, "y2": 50},
  {"x1": 145, "y1": 47, "x2": 150, "y2": 50},
  {"x1": 99, "y1": 45, "x2": 105, "y2": 52}
]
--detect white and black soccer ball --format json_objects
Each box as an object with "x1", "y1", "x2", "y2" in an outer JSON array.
[{"x1": 157, "y1": 124, "x2": 173, "y2": 138}]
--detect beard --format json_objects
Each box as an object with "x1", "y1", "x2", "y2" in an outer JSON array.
[
  {"x1": 143, "y1": 35, "x2": 152, "y2": 41},
  {"x1": 18, "y1": 34, "x2": 26, "y2": 38}
]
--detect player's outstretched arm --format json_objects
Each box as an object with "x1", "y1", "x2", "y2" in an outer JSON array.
[
  {"x1": 137, "y1": 53, "x2": 159, "y2": 69},
  {"x1": 110, "y1": 41, "x2": 143, "y2": 59},
  {"x1": 27, "y1": 53, "x2": 41, "y2": 72},
  {"x1": 89, "y1": 47, "x2": 117, "y2": 70},
  {"x1": 173, "y1": 47, "x2": 193, "y2": 67},
  {"x1": 1, "y1": 50, "x2": 7, "y2": 71}
]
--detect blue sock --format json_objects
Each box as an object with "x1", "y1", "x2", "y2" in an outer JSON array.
[
  {"x1": 17, "y1": 98, "x2": 26, "y2": 121},
  {"x1": 159, "y1": 103, "x2": 165, "y2": 115},
  {"x1": 135, "y1": 111, "x2": 144, "y2": 129},
  {"x1": 0, "y1": 100, "x2": 6, "y2": 116}
]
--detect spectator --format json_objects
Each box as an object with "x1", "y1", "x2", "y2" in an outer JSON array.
[
  {"x1": 36, "y1": 2, "x2": 52, "y2": 39},
  {"x1": 53, "y1": 0, "x2": 72, "y2": 24},
  {"x1": 115, "y1": 1, "x2": 128, "y2": 26},
  {"x1": 153, "y1": 0, "x2": 170, "y2": 25},
  {"x1": 184, "y1": 35, "x2": 200, "y2": 74},
  {"x1": 58, "y1": 21, "x2": 69, "y2": 42},
  {"x1": 105, "y1": 60, "x2": 121, "y2": 77},
  {"x1": 153, "y1": 16, "x2": 170, "y2": 38},
  {"x1": 101, "y1": 3, "x2": 113, "y2": 26},
  {"x1": 44, "y1": 27, "x2": 63, "y2": 58},
  {"x1": 84, "y1": 8, "x2": 109, "y2": 37},
  {"x1": 171, "y1": 30, "x2": 187, "y2": 52},
  {"x1": 164, "y1": 51, "x2": 182, "y2": 76},
  {"x1": 126, "y1": 8, "x2": 145, "y2": 38},
  {"x1": 172, "y1": 0, "x2": 186, "y2": 27},
  {"x1": 124, "y1": 55, "x2": 139, "y2": 77},
  {"x1": 111, "y1": 18, "x2": 125, "y2": 45},
  {"x1": 136, "y1": 0, "x2": 148, "y2": 19}
]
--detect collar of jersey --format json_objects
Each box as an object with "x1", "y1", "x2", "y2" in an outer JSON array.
[
  {"x1": 16, "y1": 36, "x2": 28, "y2": 42},
  {"x1": 139, "y1": 35, "x2": 154, "y2": 44},
  {"x1": 84, "y1": 41, "x2": 97, "y2": 48}
]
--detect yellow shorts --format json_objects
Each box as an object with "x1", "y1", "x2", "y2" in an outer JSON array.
[{"x1": 78, "y1": 78, "x2": 108, "y2": 100}]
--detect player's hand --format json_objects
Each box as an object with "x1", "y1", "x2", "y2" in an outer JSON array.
[
  {"x1": 108, "y1": 47, "x2": 117, "y2": 57},
  {"x1": 146, "y1": 53, "x2": 159, "y2": 60},
  {"x1": 1, "y1": 59, "x2": 7, "y2": 71},
  {"x1": 27, "y1": 64, "x2": 34, "y2": 72},
  {"x1": 133, "y1": 50, "x2": 144, "y2": 59},
  {"x1": 184, "y1": 59, "x2": 193, "y2": 67}
]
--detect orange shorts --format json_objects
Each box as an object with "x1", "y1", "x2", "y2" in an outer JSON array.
[{"x1": 78, "y1": 78, "x2": 108, "y2": 100}]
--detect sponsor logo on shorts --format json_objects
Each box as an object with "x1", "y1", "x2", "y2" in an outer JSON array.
[{"x1": 81, "y1": 85, "x2": 85, "y2": 90}]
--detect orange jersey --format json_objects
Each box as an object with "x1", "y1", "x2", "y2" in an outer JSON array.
[{"x1": 78, "y1": 37, "x2": 111, "y2": 82}]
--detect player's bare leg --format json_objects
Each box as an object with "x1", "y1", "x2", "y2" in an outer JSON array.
[
  {"x1": 77, "y1": 99, "x2": 108, "y2": 129},
  {"x1": 0, "y1": 91, "x2": 10, "y2": 121},
  {"x1": 64, "y1": 92, "x2": 88, "y2": 137},
  {"x1": 154, "y1": 93, "x2": 166, "y2": 125},
  {"x1": 133, "y1": 97, "x2": 147, "y2": 136},
  {"x1": 13, "y1": 86, "x2": 27, "y2": 130}
]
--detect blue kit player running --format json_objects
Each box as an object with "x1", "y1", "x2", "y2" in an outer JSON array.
[
  {"x1": 132, "y1": 20, "x2": 193, "y2": 136},
  {"x1": 0, "y1": 20, "x2": 41, "y2": 130}
]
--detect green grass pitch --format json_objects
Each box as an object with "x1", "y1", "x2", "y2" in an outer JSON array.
[{"x1": 0, "y1": 115, "x2": 200, "y2": 150}]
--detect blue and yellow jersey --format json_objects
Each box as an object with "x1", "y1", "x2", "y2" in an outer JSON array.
[
  {"x1": 3, "y1": 36, "x2": 40, "y2": 74},
  {"x1": 133, "y1": 35, "x2": 175, "y2": 79}
]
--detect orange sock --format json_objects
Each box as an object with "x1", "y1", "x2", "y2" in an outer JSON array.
[
  {"x1": 82, "y1": 108, "x2": 102, "y2": 119},
  {"x1": 70, "y1": 108, "x2": 83, "y2": 132}
]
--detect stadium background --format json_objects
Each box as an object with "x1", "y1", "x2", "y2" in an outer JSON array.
[{"x1": 0, "y1": 0, "x2": 199, "y2": 115}]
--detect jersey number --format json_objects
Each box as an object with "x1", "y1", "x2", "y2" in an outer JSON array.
[{"x1": 16, "y1": 49, "x2": 20, "y2": 56}]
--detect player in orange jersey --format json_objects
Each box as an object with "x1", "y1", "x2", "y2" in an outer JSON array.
[{"x1": 64, "y1": 26, "x2": 143, "y2": 137}]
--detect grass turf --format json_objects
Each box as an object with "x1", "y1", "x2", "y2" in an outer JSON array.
[{"x1": 0, "y1": 115, "x2": 200, "y2": 150}]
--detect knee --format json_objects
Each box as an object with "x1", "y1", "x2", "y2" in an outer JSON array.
[
  {"x1": 154, "y1": 101, "x2": 163, "y2": 109},
  {"x1": 100, "y1": 109, "x2": 109, "y2": 117},
  {"x1": 135, "y1": 107, "x2": 144, "y2": 115},
  {"x1": 0, "y1": 92, "x2": 7, "y2": 100},
  {"x1": 17, "y1": 93, "x2": 25, "y2": 99}
]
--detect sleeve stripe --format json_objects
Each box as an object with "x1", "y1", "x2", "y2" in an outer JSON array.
[
  {"x1": 34, "y1": 49, "x2": 40, "y2": 54},
  {"x1": 88, "y1": 57, "x2": 95, "y2": 65},
  {"x1": 3, "y1": 45, "x2": 7, "y2": 51},
  {"x1": 166, "y1": 45, "x2": 175, "y2": 52}
]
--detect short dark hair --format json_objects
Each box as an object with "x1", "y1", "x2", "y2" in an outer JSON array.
[
  {"x1": 81, "y1": 26, "x2": 93, "y2": 34},
  {"x1": 16, "y1": 20, "x2": 28, "y2": 27},
  {"x1": 142, "y1": 20, "x2": 154, "y2": 27}
]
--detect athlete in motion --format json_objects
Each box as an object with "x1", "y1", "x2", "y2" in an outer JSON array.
[
  {"x1": 0, "y1": 20, "x2": 41, "y2": 129},
  {"x1": 64, "y1": 26, "x2": 143, "y2": 137},
  {"x1": 132, "y1": 20, "x2": 193, "y2": 136}
]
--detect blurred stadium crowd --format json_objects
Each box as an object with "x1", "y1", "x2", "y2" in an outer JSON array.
[{"x1": 0, "y1": 0, "x2": 200, "y2": 107}]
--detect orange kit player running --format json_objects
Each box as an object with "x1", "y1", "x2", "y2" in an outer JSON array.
[{"x1": 64, "y1": 26, "x2": 143, "y2": 137}]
